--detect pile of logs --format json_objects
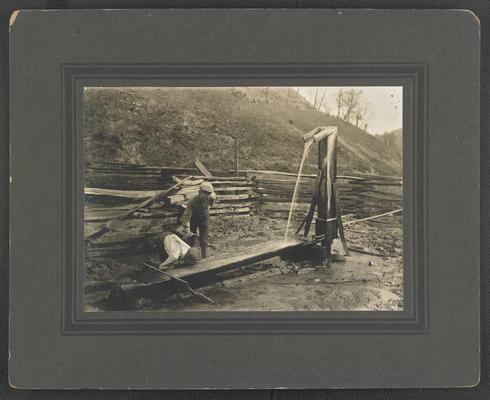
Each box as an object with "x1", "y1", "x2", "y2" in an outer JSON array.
[
  {"x1": 166, "y1": 176, "x2": 257, "y2": 216},
  {"x1": 248, "y1": 170, "x2": 402, "y2": 218},
  {"x1": 85, "y1": 177, "x2": 256, "y2": 222},
  {"x1": 85, "y1": 164, "x2": 257, "y2": 257}
]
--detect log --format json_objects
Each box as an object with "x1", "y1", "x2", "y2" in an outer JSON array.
[
  {"x1": 216, "y1": 194, "x2": 257, "y2": 201},
  {"x1": 168, "y1": 193, "x2": 257, "y2": 205},
  {"x1": 209, "y1": 207, "x2": 252, "y2": 215},
  {"x1": 172, "y1": 177, "x2": 204, "y2": 186},
  {"x1": 85, "y1": 188, "x2": 161, "y2": 200},
  {"x1": 172, "y1": 177, "x2": 253, "y2": 187},
  {"x1": 174, "y1": 186, "x2": 253, "y2": 196},
  {"x1": 173, "y1": 174, "x2": 247, "y2": 181}
]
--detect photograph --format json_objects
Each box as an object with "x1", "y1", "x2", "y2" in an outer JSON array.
[{"x1": 83, "y1": 86, "x2": 403, "y2": 312}]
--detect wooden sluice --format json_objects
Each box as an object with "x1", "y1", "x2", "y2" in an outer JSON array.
[{"x1": 118, "y1": 238, "x2": 313, "y2": 293}]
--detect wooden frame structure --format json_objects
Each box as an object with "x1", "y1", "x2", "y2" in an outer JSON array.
[{"x1": 297, "y1": 126, "x2": 349, "y2": 262}]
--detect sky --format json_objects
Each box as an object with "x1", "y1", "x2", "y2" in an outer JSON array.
[{"x1": 293, "y1": 86, "x2": 403, "y2": 135}]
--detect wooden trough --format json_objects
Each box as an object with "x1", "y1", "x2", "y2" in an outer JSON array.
[{"x1": 120, "y1": 238, "x2": 309, "y2": 292}]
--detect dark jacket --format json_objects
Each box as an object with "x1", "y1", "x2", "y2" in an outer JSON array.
[{"x1": 181, "y1": 193, "x2": 215, "y2": 227}]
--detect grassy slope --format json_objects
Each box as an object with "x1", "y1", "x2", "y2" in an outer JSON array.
[
  {"x1": 377, "y1": 128, "x2": 403, "y2": 163},
  {"x1": 84, "y1": 87, "x2": 401, "y2": 175}
]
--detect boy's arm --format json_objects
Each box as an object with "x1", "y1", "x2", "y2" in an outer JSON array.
[
  {"x1": 209, "y1": 191, "x2": 217, "y2": 207},
  {"x1": 181, "y1": 197, "x2": 195, "y2": 229}
]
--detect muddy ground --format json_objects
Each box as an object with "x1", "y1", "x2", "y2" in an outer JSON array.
[{"x1": 85, "y1": 213, "x2": 403, "y2": 312}]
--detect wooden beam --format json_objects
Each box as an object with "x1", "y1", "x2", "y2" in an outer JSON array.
[{"x1": 195, "y1": 158, "x2": 212, "y2": 177}]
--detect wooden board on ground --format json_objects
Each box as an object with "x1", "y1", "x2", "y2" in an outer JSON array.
[{"x1": 121, "y1": 238, "x2": 306, "y2": 291}]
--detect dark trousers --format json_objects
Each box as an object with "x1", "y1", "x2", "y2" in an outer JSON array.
[{"x1": 188, "y1": 216, "x2": 209, "y2": 258}]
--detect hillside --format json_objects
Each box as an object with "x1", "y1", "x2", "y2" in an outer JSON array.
[
  {"x1": 84, "y1": 87, "x2": 402, "y2": 176},
  {"x1": 377, "y1": 128, "x2": 403, "y2": 166}
]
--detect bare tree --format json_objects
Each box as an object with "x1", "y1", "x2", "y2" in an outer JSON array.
[
  {"x1": 309, "y1": 90, "x2": 315, "y2": 106},
  {"x1": 334, "y1": 88, "x2": 370, "y2": 125},
  {"x1": 313, "y1": 88, "x2": 319, "y2": 109},
  {"x1": 341, "y1": 88, "x2": 363, "y2": 122},
  {"x1": 354, "y1": 101, "x2": 371, "y2": 127},
  {"x1": 355, "y1": 113, "x2": 362, "y2": 127},
  {"x1": 335, "y1": 89, "x2": 345, "y2": 118},
  {"x1": 317, "y1": 88, "x2": 327, "y2": 111}
]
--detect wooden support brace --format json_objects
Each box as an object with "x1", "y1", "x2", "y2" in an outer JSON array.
[
  {"x1": 302, "y1": 168, "x2": 323, "y2": 237},
  {"x1": 334, "y1": 182, "x2": 350, "y2": 256}
]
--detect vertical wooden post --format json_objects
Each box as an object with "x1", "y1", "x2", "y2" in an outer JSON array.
[
  {"x1": 315, "y1": 131, "x2": 338, "y2": 264},
  {"x1": 234, "y1": 137, "x2": 239, "y2": 177},
  {"x1": 316, "y1": 139, "x2": 329, "y2": 262}
]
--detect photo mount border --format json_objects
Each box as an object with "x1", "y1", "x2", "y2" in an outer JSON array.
[{"x1": 62, "y1": 63, "x2": 427, "y2": 335}]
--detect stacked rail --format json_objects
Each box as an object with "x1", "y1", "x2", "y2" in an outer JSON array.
[
  {"x1": 85, "y1": 162, "x2": 236, "y2": 190},
  {"x1": 248, "y1": 170, "x2": 402, "y2": 218},
  {"x1": 85, "y1": 163, "x2": 256, "y2": 257}
]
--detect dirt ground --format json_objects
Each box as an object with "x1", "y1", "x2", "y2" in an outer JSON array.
[{"x1": 85, "y1": 213, "x2": 403, "y2": 312}]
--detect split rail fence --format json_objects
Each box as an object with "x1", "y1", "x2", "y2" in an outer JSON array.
[{"x1": 85, "y1": 163, "x2": 402, "y2": 257}]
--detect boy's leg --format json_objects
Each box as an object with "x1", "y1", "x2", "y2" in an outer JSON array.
[{"x1": 198, "y1": 221, "x2": 209, "y2": 258}]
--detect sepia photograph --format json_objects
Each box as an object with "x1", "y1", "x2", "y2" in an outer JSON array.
[
  {"x1": 84, "y1": 86, "x2": 403, "y2": 312},
  {"x1": 7, "y1": 7, "x2": 482, "y2": 391}
]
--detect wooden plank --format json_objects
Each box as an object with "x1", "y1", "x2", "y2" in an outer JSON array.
[
  {"x1": 85, "y1": 188, "x2": 160, "y2": 199},
  {"x1": 195, "y1": 158, "x2": 212, "y2": 177},
  {"x1": 344, "y1": 208, "x2": 403, "y2": 225},
  {"x1": 122, "y1": 239, "x2": 306, "y2": 290}
]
